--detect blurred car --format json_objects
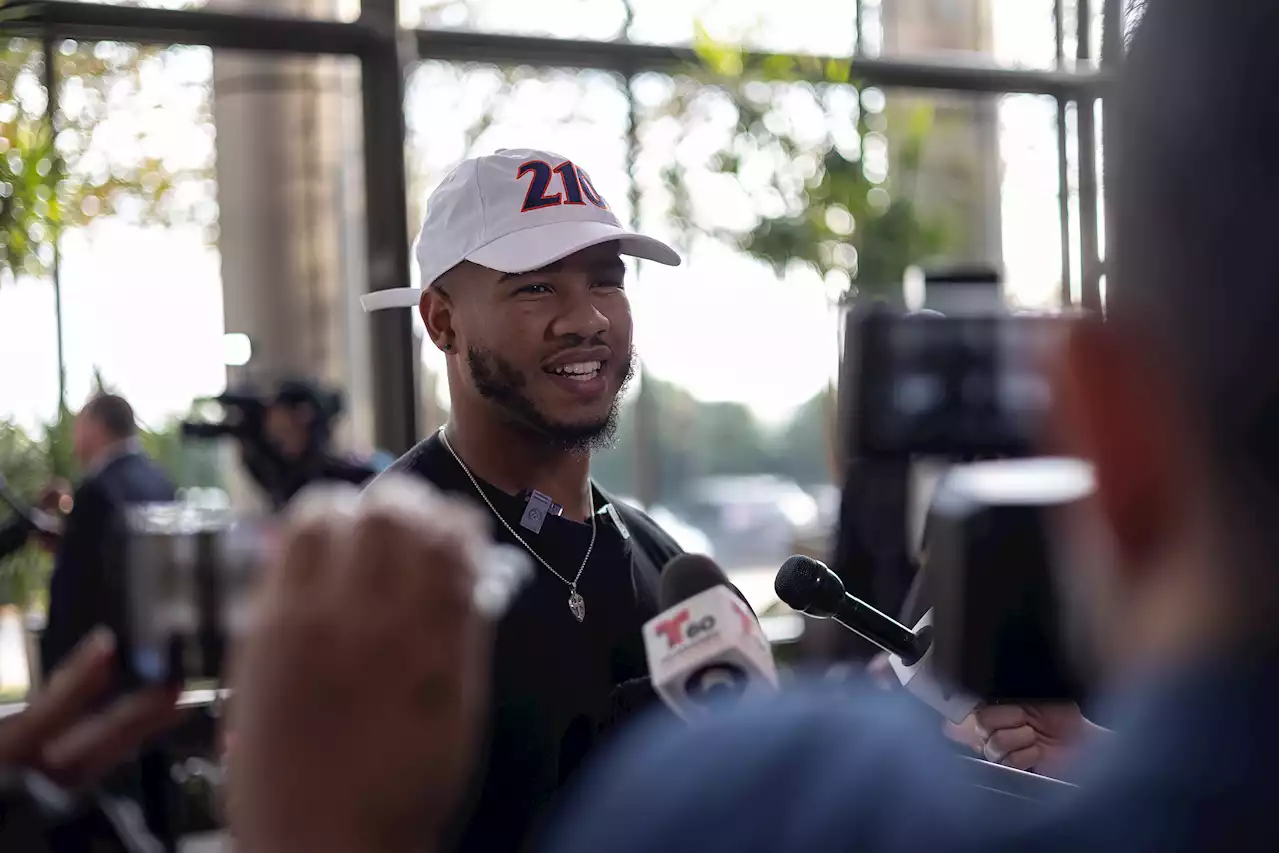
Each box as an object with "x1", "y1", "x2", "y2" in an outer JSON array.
[
  {"x1": 680, "y1": 476, "x2": 821, "y2": 570},
  {"x1": 648, "y1": 506, "x2": 715, "y2": 557}
]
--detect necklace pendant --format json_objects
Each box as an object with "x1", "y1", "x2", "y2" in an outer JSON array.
[{"x1": 568, "y1": 590, "x2": 586, "y2": 622}]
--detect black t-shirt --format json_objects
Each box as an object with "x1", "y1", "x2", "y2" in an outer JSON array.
[{"x1": 382, "y1": 434, "x2": 683, "y2": 853}]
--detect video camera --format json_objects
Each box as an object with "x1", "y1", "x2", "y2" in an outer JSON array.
[
  {"x1": 180, "y1": 391, "x2": 268, "y2": 442},
  {"x1": 180, "y1": 381, "x2": 345, "y2": 444},
  {"x1": 835, "y1": 265, "x2": 1088, "y2": 703}
]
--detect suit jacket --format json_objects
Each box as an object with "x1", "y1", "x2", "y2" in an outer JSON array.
[
  {"x1": 41, "y1": 450, "x2": 175, "y2": 677},
  {"x1": 542, "y1": 654, "x2": 1277, "y2": 853}
]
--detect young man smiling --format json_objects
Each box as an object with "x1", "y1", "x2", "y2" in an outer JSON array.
[{"x1": 362, "y1": 148, "x2": 687, "y2": 852}]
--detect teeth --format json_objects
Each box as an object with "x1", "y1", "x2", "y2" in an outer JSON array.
[{"x1": 552, "y1": 361, "x2": 602, "y2": 379}]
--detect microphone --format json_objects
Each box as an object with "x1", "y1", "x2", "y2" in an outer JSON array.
[
  {"x1": 775, "y1": 555, "x2": 925, "y2": 662},
  {"x1": 775, "y1": 555, "x2": 977, "y2": 723},
  {"x1": 643, "y1": 554, "x2": 779, "y2": 719}
]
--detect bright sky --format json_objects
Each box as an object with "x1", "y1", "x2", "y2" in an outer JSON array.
[{"x1": 0, "y1": 0, "x2": 1089, "y2": 436}]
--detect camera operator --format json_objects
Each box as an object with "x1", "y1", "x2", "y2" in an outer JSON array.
[
  {"x1": 530, "y1": 3, "x2": 1277, "y2": 852},
  {"x1": 229, "y1": 379, "x2": 377, "y2": 511}
]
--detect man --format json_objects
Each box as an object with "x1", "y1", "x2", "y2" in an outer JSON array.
[
  {"x1": 43, "y1": 393, "x2": 178, "y2": 850},
  {"x1": 363, "y1": 148, "x2": 688, "y2": 851},
  {"x1": 43, "y1": 394, "x2": 176, "y2": 676},
  {"x1": 539, "y1": 2, "x2": 1276, "y2": 852}
]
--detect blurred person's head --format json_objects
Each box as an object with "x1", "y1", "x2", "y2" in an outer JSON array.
[
  {"x1": 74, "y1": 394, "x2": 138, "y2": 469},
  {"x1": 1051, "y1": 0, "x2": 1276, "y2": 676},
  {"x1": 367, "y1": 148, "x2": 679, "y2": 454},
  {"x1": 264, "y1": 402, "x2": 313, "y2": 460},
  {"x1": 264, "y1": 380, "x2": 339, "y2": 460}
]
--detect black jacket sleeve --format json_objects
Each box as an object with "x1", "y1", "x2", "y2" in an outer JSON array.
[{"x1": 41, "y1": 483, "x2": 115, "y2": 676}]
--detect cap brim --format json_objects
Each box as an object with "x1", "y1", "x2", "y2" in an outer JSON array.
[{"x1": 359, "y1": 220, "x2": 680, "y2": 312}]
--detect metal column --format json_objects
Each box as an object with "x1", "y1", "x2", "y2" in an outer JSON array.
[
  {"x1": 359, "y1": 0, "x2": 419, "y2": 454},
  {"x1": 1075, "y1": 0, "x2": 1102, "y2": 313},
  {"x1": 1099, "y1": 0, "x2": 1124, "y2": 314},
  {"x1": 1053, "y1": 0, "x2": 1073, "y2": 308}
]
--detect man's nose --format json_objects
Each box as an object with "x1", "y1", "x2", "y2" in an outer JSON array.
[{"x1": 552, "y1": 291, "x2": 610, "y2": 340}]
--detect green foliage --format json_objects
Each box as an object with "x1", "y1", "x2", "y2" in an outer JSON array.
[
  {"x1": 0, "y1": 422, "x2": 54, "y2": 609},
  {"x1": 0, "y1": 37, "x2": 214, "y2": 285},
  {"x1": 661, "y1": 34, "x2": 954, "y2": 301}
]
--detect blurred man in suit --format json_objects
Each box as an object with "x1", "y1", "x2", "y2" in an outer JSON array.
[
  {"x1": 43, "y1": 393, "x2": 179, "y2": 851},
  {"x1": 539, "y1": 2, "x2": 1276, "y2": 852},
  {"x1": 42, "y1": 394, "x2": 175, "y2": 675}
]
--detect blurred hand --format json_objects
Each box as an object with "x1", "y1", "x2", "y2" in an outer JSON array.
[
  {"x1": 973, "y1": 702, "x2": 1092, "y2": 776},
  {"x1": 865, "y1": 653, "x2": 982, "y2": 754},
  {"x1": 0, "y1": 628, "x2": 182, "y2": 789},
  {"x1": 226, "y1": 474, "x2": 493, "y2": 853},
  {"x1": 865, "y1": 652, "x2": 898, "y2": 690},
  {"x1": 31, "y1": 478, "x2": 73, "y2": 551},
  {"x1": 944, "y1": 714, "x2": 985, "y2": 754},
  {"x1": 36, "y1": 479, "x2": 73, "y2": 515}
]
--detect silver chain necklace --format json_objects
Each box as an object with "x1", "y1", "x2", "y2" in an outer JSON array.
[{"x1": 439, "y1": 428, "x2": 595, "y2": 622}]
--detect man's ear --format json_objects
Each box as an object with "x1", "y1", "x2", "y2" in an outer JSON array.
[
  {"x1": 1049, "y1": 319, "x2": 1184, "y2": 575},
  {"x1": 420, "y1": 287, "x2": 456, "y2": 354}
]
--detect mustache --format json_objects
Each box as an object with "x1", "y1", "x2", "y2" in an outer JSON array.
[{"x1": 544, "y1": 335, "x2": 610, "y2": 357}]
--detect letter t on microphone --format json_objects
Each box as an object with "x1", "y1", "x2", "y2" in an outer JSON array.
[{"x1": 643, "y1": 587, "x2": 779, "y2": 719}]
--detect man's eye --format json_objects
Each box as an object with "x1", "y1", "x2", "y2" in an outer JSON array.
[
  {"x1": 594, "y1": 279, "x2": 625, "y2": 290},
  {"x1": 516, "y1": 283, "x2": 552, "y2": 295}
]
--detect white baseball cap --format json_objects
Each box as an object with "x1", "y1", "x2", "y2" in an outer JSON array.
[{"x1": 361, "y1": 148, "x2": 681, "y2": 311}]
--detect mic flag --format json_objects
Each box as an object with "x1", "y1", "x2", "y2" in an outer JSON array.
[{"x1": 644, "y1": 555, "x2": 778, "y2": 719}]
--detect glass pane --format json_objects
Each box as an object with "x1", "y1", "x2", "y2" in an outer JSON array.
[
  {"x1": 621, "y1": 79, "x2": 1064, "y2": 571},
  {"x1": 211, "y1": 49, "x2": 375, "y2": 448},
  {"x1": 54, "y1": 0, "x2": 361, "y2": 22},
  {"x1": 0, "y1": 41, "x2": 374, "y2": 704},
  {"x1": 399, "y1": 61, "x2": 1068, "y2": 577}
]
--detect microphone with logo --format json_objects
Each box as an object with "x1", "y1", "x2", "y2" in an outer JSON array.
[
  {"x1": 774, "y1": 555, "x2": 978, "y2": 723},
  {"x1": 643, "y1": 554, "x2": 779, "y2": 719}
]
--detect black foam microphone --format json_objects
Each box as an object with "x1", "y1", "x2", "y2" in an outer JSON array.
[
  {"x1": 775, "y1": 555, "x2": 927, "y2": 664},
  {"x1": 776, "y1": 555, "x2": 979, "y2": 723}
]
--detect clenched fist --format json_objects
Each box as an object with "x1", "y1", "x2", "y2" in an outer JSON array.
[
  {"x1": 973, "y1": 702, "x2": 1108, "y2": 777},
  {"x1": 226, "y1": 474, "x2": 498, "y2": 853}
]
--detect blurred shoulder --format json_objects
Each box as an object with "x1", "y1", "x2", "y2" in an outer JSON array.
[
  {"x1": 373, "y1": 434, "x2": 454, "y2": 488},
  {"x1": 545, "y1": 678, "x2": 979, "y2": 853}
]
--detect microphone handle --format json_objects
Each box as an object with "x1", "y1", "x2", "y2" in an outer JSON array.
[{"x1": 834, "y1": 594, "x2": 926, "y2": 664}]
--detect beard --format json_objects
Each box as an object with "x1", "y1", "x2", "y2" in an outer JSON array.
[{"x1": 466, "y1": 344, "x2": 634, "y2": 453}]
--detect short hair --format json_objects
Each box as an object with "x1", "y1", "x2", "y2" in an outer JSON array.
[
  {"x1": 81, "y1": 394, "x2": 138, "y2": 440},
  {"x1": 1110, "y1": 1, "x2": 1276, "y2": 549}
]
